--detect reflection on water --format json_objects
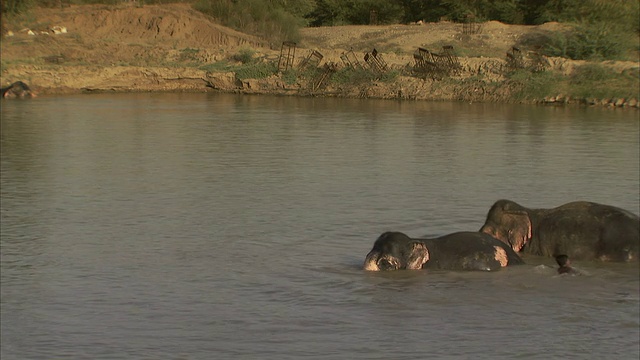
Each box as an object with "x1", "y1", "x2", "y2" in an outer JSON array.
[{"x1": 1, "y1": 93, "x2": 639, "y2": 359}]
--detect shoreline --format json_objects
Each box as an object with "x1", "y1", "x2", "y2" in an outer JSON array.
[
  {"x1": 1, "y1": 4, "x2": 638, "y2": 108},
  {"x1": 3, "y1": 64, "x2": 638, "y2": 109}
]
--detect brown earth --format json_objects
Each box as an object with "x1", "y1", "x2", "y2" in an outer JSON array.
[{"x1": 1, "y1": 3, "x2": 638, "y2": 105}]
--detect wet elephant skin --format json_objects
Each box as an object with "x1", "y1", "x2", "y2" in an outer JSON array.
[
  {"x1": 480, "y1": 199, "x2": 640, "y2": 262},
  {"x1": 363, "y1": 231, "x2": 524, "y2": 271},
  {"x1": 2, "y1": 81, "x2": 36, "y2": 98}
]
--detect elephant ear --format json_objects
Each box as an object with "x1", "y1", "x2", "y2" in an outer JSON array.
[
  {"x1": 505, "y1": 211, "x2": 532, "y2": 251},
  {"x1": 406, "y1": 242, "x2": 430, "y2": 269}
]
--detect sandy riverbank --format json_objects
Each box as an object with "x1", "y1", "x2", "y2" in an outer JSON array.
[{"x1": 1, "y1": 3, "x2": 638, "y2": 107}]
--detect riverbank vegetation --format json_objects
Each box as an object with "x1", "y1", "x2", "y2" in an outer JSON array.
[
  {"x1": 505, "y1": 66, "x2": 639, "y2": 102},
  {"x1": 3, "y1": 0, "x2": 639, "y2": 60},
  {"x1": 1, "y1": 1, "x2": 638, "y2": 105}
]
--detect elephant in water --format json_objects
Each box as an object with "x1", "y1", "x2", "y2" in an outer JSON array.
[
  {"x1": 363, "y1": 231, "x2": 524, "y2": 271},
  {"x1": 2, "y1": 81, "x2": 37, "y2": 98},
  {"x1": 480, "y1": 199, "x2": 639, "y2": 262},
  {"x1": 555, "y1": 255, "x2": 580, "y2": 275}
]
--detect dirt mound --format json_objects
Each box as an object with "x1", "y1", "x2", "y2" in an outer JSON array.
[
  {"x1": 296, "y1": 20, "x2": 572, "y2": 70},
  {"x1": 302, "y1": 22, "x2": 458, "y2": 52},
  {"x1": 1, "y1": 4, "x2": 637, "y2": 105},
  {"x1": 1, "y1": 4, "x2": 570, "y2": 67},
  {"x1": 1, "y1": 3, "x2": 266, "y2": 65},
  {"x1": 55, "y1": 3, "x2": 265, "y2": 49}
]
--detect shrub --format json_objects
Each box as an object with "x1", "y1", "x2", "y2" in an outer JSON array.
[
  {"x1": 507, "y1": 69, "x2": 564, "y2": 100},
  {"x1": 235, "y1": 61, "x2": 277, "y2": 80},
  {"x1": 2, "y1": 0, "x2": 37, "y2": 15},
  {"x1": 332, "y1": 67, "x2": 377, "y2": 85},
  {"x1": 570, "y1": 63, "x2": 612, "y2": 84},
  {"x1": 199, "y1": 60, "x2": 234, "y2": 72},
  {"x1": 518, "y1": 22, "x2": 631, "y2": 61},
  {"x1": 569, "y1": 63, "x2": 639, "y2": 100},
  {"x1": 193, "y1": 0, "x2": 304, "y2": 44},
  {"x1": 232, "y1": 48, "x2": 256, "y2": 64}
]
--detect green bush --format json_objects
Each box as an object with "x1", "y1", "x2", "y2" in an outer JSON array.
[
  {"x1": 281, "y1": 69, "x2": 299, "y2": 84},
  {"x1": 530, "y1": 0, "x2": 639, "y2": 32},
  {"x1": 569, "y1": 63, "x2": 639, "y2": 100},
  {"x1": 561, "y1": 24, "x2": 627, "y2": 60},
  {"x1": 231, "y1": 48, "x2": 256, "y2": 64},
  {"x1": 279, "y1": 66, "x2": 325, "y2": 85},
  {"x1": 2, "y1": 0, "x2": 36, "y2": 15},
  {"x1": 518, "y1": 22, "x2": 631, "y2": 61},
  {"x1": 331, "y1": 66, "x2": 399, "y2": 85},
  {"x1": 570, "y1": 63, "x2": 612, "y2": 84},
  {"x1": 505, "y1": 64, "x2": 639, "y2": 101},
  {"x1": 177, "y1": 48, "x2": 200, "y2": 63},
  {"x1": 507, "y1": 69, "x2": 563, "y2": 100},
  {"x1": 234, "y1": 61, "x2": 277, "y2": 80},
  {"x1": 193, "y1": 0, "x2": 304, "y2": 43},
  {"x1": 346, "y1": 0, "x2": 404, "y2": 25},
  {"x1": 332, "y1": 67, "x2": 378, "y2": 85}
]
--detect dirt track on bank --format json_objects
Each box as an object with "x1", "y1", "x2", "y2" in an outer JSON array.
[{"x1": 1, "y1": 3, "x2": 638, "y2": 105}]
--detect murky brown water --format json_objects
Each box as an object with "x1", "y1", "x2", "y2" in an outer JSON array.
[{"x1": 1, "y1": 93, "x2": 639, "y2": 359}]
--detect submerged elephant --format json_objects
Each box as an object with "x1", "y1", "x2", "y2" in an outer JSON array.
[
  {"x1": 363, "y1": 231, "x2": 524, "y2": 271},
  {"x1": 555, "y1": 255, "x2": 580, "y2": 275},
  {"x1": 1, "y1": 81, "x2": 37, "y2": 98},
  {"x1": 480, "y1": 199, "x2": 640, "y2": 262}
]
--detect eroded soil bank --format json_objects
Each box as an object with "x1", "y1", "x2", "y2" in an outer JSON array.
[{"x1": 1, "y1": 3, "x2": 638, "y2": 107}]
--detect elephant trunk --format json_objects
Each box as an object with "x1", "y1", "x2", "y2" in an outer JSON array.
[{"x1": 363, "y1": 250, "x2": 380, "y2": 271}]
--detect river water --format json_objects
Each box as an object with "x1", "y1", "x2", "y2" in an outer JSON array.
[{"x1": 1, "y1": 93, "x2": 638, "y2": 359}]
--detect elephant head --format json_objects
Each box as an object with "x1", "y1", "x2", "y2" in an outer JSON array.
[
  {"x1": 2, "y1": 81, "x2": 36, "y2": 98},
  {"x1": 480, "y1": 200, "x2": 532, "y2": 252},
  {"x1": 363, "y1": 232, "x2": 429, "y2": 271}
]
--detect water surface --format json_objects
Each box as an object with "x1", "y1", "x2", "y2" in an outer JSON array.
[{"x1": 1, "y1": 94, "x2": 639, "y2": 359}]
